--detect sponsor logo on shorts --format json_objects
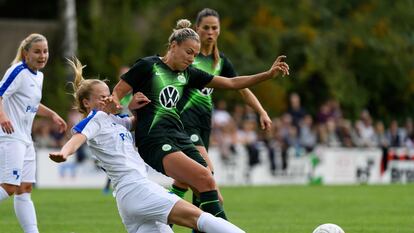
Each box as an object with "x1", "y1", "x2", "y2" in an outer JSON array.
[
  {"x1": 12, "y1": 169, "x2": 20, "y2": 180},
  {"x1": 162, "y1": 144, "x2": 172, "y2": 151},
  {"x1": 190, "y1": 134, "x2": 199, "y2": 142}
]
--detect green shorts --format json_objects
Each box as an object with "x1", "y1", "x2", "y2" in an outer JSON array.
[
  {"x1": 137, "y1": 129, "x2": 207, "y2": 175},
  {"x1": 184, "y1": 126, "x2": 211, "y2": 149}
]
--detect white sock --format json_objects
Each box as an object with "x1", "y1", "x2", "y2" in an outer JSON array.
[
  {"x1": 0, "y1": 186, "x2": 10, "y2": 203},
  {"x1": 14, "y1": 193, "x2": 39, "y2": 233},
  {"x1": 197, "y1": 212, "x2": 245, "y2": 233}
]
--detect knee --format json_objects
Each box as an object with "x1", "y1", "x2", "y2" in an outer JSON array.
[
  {"x1": 1, "y1": 183, "x2": 18, "y2": 196},
  {"x1": 16, "y1": 183, "x2": 33, "y2": 194},
  {"x1": 196, "y1": 169, "x2": 216, "y2": 191}
]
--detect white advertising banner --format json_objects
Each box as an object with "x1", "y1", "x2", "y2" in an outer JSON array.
[
  {"x1": 36, "y1": 148, "x2": 173, "y2": 188},
  {"x1": 314, "y1": 147, "x2": 383, "y2": 184}
]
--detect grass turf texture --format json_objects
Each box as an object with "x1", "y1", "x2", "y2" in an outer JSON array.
[{"x1": 1, "y1": 185, "x2": 413, "y2": 233}]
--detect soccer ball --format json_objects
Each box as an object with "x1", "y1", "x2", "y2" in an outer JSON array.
[{"x1": 312, "y1": 223, "x2": 345, "y2": 233}]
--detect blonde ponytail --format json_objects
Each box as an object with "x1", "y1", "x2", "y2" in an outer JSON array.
[
  {"x1": 67, "y1": 57, "x2": 106, "y2": 116},
  {"x1": 12, "y1": 33, "x2": 47, "y2": 65}
]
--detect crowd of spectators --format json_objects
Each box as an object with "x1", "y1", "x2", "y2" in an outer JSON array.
[
  {"x1": 209, "y1": 93, "x2": 414, "y2": 176},
  {"x1": 31, "y1": 93, "x2": 414, "y2": 176}
]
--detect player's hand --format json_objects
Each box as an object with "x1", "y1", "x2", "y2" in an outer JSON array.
[
  {"x1": 0, "y1": 112, "x2": 14, "y2": 134},
  {"x1": 51, "y1": 113, "x2": 67, "y2": 133},
  {"x1": 129, "y1": 92, "x2": 151, "y2": 110},
  {"x1": 259, "y1": 112, "x2": 272, "y2": 131},
  {"x1": 103, "y1": 96, "x2": 121, "y2": 114},
  {"x1": 49, "y1": 152, "x2": 68, "y2": 163},
  {"x1": 269, "y1": 55, "x2": 289, "y2": 78}
]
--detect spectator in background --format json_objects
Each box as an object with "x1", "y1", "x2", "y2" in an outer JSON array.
[
  {"x1": 325, "y1": 118, "x2": 341, "y2": 147},
  {"x1": 217, "y1": 119, "x2": 238, "y2": 162},
  {"x1": 243, "y1": 105, "x2": 259, "y2": 123},
  {"x1": 327, "y1": 99, "x2": 343, "y2": 122},
  {"x1": 287, "y1": 92, "x2": 306, "y2": 128},
  {"x1": 403, "y1": 117, "x2": 413, "y2": 149},
  {"x1": 212, "y1": 100, "x2": 232, "y2": 128},
  {"x1": 316, "y1": 103, "x2": 331, "y2": 124},
  {"x1": 231, "y1": 103, "x2": 245, "y2": 129},
  {"x1": 386, "y1": 120, "x2": 404, "y2": 147},
  {"x1": 336, "y1": 118, "x2": 355, "y2": 147},
  {"x1": 279, "y1": 113, "x2": 293, "y2": 172},
  {"x1": 299, "y1": 114, "x2": 317, "y2": 152},
  {"x1": 238, "y1": 119, "x2": 259, "y2": 181},
  {"x1": 32, "y1": 119, "x2": 55, "y2": 148},
  {"x1": 355, "y1": 110, "x2": 377, "y2": 147}
]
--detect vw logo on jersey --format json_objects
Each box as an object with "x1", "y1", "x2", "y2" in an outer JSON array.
[
  {"x1": 159, "y1": 85, "x2": 180, "y2": 109},
  {"x1": 199, "y1": 87, "x2": 214, "y2": 96},
  {"x1": 177, "y1": 73, "x2": 186, "y2": 83}
]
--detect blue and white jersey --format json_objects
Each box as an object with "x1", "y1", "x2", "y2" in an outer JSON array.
[
  {"x1": 0, "y1": 61, "x2": 43, "y2": 144},
  {"x1": 73, "y1": 110, "x2": 148, "y2": 191}
]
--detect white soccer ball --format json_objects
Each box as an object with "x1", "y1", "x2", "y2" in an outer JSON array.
[{"x1": 312, "y1": 223, "x2": 345, "y2": 233}]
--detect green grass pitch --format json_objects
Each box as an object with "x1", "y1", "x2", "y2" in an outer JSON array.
[{"x1": 1, "y1": 185, "x2": 413, "y2": 233}]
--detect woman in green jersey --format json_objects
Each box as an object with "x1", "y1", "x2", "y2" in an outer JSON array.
[
  {"x1": 112, "y1": 19, "x2": 289, "y2": 220},
  {"x1": 173, "y1": 8, "x2": 273, "y2": 207}
]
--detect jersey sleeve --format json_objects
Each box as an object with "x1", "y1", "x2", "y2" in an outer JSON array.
[
  {"x1": 0, "y1": 67, "x2": 24, "y2": 98},
  {"x1": 220, "y1": 56, "x2": 237, "y2": 78},
  {"x1": 111, "y1": 114, "x2": 132, "y2": 131},
  {"x1": 187, "y1": 66, "x2": 214, "y2": 90},
  {"x1": 72, "y1": 110, "x2": 101, "y2": 140},
  {"x1": 121, "y1": 59, "x2": 152, "y2": 92}
]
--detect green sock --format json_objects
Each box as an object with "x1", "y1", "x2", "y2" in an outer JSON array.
[
  {"x1": 192, "y1": 193, "x2": 201, "y2": 207},
  {"x1": 169, "y1": 185, "x2": 188, "y2": 198},
  {"x1": 199, "y1": 190, "x2": 227, "y2": 220}
]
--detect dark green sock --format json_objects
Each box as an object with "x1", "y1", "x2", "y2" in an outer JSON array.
[
  {"x1": 192, "y1": 193, "x2": 201, "y2": 207},
  {"x1": 199, "y1": 190, "x2": 227, "y2": 220},
  {"x1": 169, "y1": 184, "x2": 188, "y2": 198}
]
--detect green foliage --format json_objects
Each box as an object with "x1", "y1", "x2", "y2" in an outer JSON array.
[{"x1": 73, "y1": 0, "x2": 414, "y2": 120}]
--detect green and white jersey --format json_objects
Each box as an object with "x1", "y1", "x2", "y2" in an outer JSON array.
[
  {"x1": 177, "y1": 52, "x2": 237, "y2": 129},
  {"x1": 122, "y1": 56, "x2": 214, "y2": 141}
]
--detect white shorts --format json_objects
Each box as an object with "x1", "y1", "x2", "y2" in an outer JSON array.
[
  {"x1": 115, "y1": 179, "x2": 180, "y2": 233},
  {"x1": 0, "y1": 140, "x2": 36, "y2": 185}
]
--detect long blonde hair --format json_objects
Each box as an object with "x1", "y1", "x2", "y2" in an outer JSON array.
[
  {"x1": 67, "y1": 57, "x2": 106, "y2": 116},
  {"x1": 12, "y1": 33, "x2": 47, "y2": 65}
]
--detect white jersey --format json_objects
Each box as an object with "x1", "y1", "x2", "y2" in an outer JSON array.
[
  {"x1": 73, "y1": 110, "x2": 148, "y2": 191},
  {"x1": 0, "y1": 61, "x2": 43, "y2": 144}
]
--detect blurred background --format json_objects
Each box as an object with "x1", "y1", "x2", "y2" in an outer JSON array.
[{"x1": 0, "y1": 0, "x2": 413, "y2": 187}]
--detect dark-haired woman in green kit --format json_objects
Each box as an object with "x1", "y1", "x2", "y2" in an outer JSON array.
[{"x1": 172, "y1": 8, "x2": 273, "y2": 215}]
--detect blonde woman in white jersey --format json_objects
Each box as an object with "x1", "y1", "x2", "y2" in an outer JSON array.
[
  {"x1": 49, "y1": 58, "x2": 245, "y2": 233},
  {"x1": 0, "y1": 33, "x2": 67, "y2": 233}
]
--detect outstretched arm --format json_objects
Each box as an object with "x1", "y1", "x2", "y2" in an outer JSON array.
[
  {"x1": 239, "y1": 89, "x2": 272, "y2": 130},
  {"x1": 49, "y1": 133, "x2": 87, "y2": 163},
  {"x1": 37, "y1": 104, "x2": 67, "y2": 133},
  {"x1": 206, "y1": 55, "x2": 289, "y2": 89},
  {"x1": 112, "y1": 80, "x2": 133, "y2": 109}
]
